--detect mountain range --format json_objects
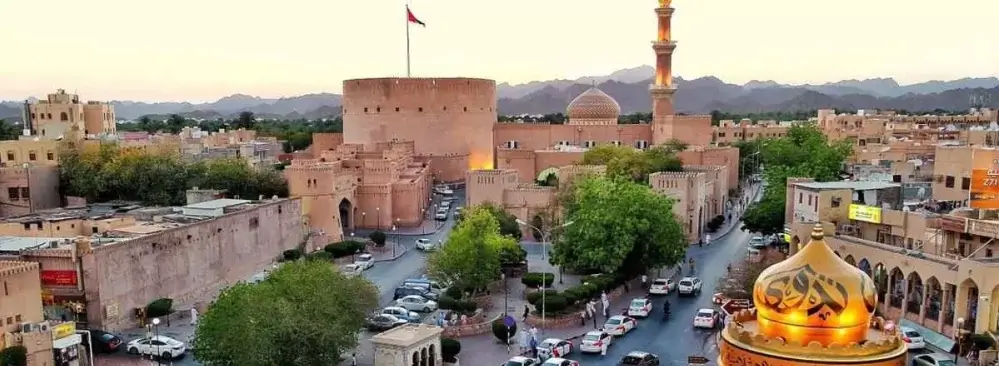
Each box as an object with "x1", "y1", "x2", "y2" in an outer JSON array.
[{"x1": 1, "y1": 66, "x2": 997, "y2": 121}]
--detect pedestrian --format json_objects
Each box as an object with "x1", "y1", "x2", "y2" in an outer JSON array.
[
  {"x1": 641, "y1": 274, "x2": 648, "y2": 289},
  {"x1": 523, "y1": 304, "x2": 530, "y2": 321},
  {"x1": 519, "y1": 327, "x2": 530, "y2": 354},
  {"x1": 189, "y1": 307, "x2": 199, "y2": 326},
  {"x1": 579, "y1": 309, "x2": 586, "y2": 326},
  {"x1": 351, "y1": 353, "x2": 357, "y2": 366}
]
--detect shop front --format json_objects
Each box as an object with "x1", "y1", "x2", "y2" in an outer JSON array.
[{"x1": 52, "y1": 323, "x2": 82, "y2": 366}]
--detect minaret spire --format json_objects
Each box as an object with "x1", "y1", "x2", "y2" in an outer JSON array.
[{"x1": 651, "y1": 0, "x2": 677, "y2": 115}]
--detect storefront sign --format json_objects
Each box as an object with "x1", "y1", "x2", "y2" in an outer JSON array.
[
  {"x1": 970, "y1": 151, "x2": 999, "y2": 209},
  {"x1": 849, "y1": 204, "x2": 883, "y2": 224},
  {"x1": 52, "y1": 322, "x2": 75, "y2": 340},
  {"x1": 939, "y1": 216, "x2": 967, "y2": 233},
  {"x1": 40, "y1": 270, "x2": 78, "y2": 286}
]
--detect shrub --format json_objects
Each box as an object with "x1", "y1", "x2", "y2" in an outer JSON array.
[
  {"x1": 437, "y1": 296, "x2": 477, "y2": 313},
  {"x1": 585, "y1": 274, "x2": 616, "y2": 292},
  {"x1": 323, "y1": 240, "x2": 366, "y2": 258},
  {"x1": 561, "y1": 291, "x2": 579, "y2": 307},
  {"x1": 526, "y1": 289, "x2": 559, "y2": 305},
  {"x1": 306, "y1": 251, "x2": 333, "y2": 262},
  {"x1": 444, "y1": 286, "x2": 465, "y2": 299},
  {"x1": 565, "y1": 283, "x2": 599, "y2": 301},
  {"x1": 282, "y1": 249, "x2": 302, "y2": 261},
  {"x1": 145, "y1": 298, "x2": 174, "y2": 318},
  {"x1": 534, "y1": 295, "x2": 568, "y2": 315},
  {"x1": 441, "y1": 338, "x2": 461, "y2": 362},
  {"x1": 0, "y1": 346, "x2": 27, "y2": 366},
  {"x1": 369, "y1": 231, "x2": 387, "y2": 247},
  {"x1": 521, "y1": 272, "x2": 555, "y2": 288},
  {"x1": 491, "y1": 318, "x2": 517, "y2": 343},
  {"x1": 499, "y1": 244, "x2": 527, "y2": 266}
]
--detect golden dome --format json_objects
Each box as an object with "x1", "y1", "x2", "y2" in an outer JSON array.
[
  {"x1": 566, "y1": 87, "x2": 621, "y2": 121},
  {"x1": 752, "y1": 223, "x2": 878, "y2": 346}
]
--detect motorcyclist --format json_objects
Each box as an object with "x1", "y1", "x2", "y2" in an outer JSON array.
[{"x1": 663, "y1": 300, "x2": 671, "y2": 319}]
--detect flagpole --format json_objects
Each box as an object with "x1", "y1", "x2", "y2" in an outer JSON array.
[{"x1": 405, "y1": 4, "x2": 411, "y2": 77}]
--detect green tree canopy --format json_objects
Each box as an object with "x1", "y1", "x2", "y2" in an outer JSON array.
[
  {"x1": 581, "y1": 145, "x2": 682, "y2": 183},
  {"x1": 427, "y1": 205, "x2": 516, "y2": 292},
  {"x1": 192, "y1": 260, "x2": 378, "y2": 365},
  {"x1": 0, "y1": 119, "x2": 22, "y2": 141},
  {"x1": 553, "y1": 176, "x2": 687, "y2": 276},
  {"x1": 478, "y1": 202, "x2": 523, "y2": 240},
  {"x1": 740, "y1": 124, "x2": 851, "y2": 235}
]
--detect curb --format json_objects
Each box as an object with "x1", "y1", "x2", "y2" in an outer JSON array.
[{"x1": 373, "y1": 244, "x2": 410, "y2": 262}]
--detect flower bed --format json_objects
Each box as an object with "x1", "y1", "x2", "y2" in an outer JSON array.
[
  {"x1": 441, "y1": 314, "x2": 499, "y2": 338},
  {"x1": 524, "y1": 284, "x2": 628, "y2": 329}
]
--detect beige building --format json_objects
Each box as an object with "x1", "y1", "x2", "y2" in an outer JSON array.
[
  {"x1": 0, "y1": 260, "x2": 55, "y2": 365},
  {"x1": 0, "y1": 140, "x2": 63, "y2": 217},
  {"x1": 25, "y1": 89, "x2": 117, "y2": 139},
  {"x1": 712, "y1": 119, "x2": 791, "y2": 145}
]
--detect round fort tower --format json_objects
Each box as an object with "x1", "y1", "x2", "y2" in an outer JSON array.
[{"x1": 342, "y1": 77, "x2": 496, "y2": 183}]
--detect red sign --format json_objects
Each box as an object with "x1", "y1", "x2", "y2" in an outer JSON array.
[
  {"x1": 939, "y1": 216, "x2": 967, "y2": 233},
  {"x1": 40, "y1": 270, "x2": 78, "y2": 286},
  {"x1": 721, "y1": 299, "x2": 753, "y2": 315}
]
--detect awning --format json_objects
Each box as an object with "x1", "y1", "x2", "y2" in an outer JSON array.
[{"x1": 53, "y1": 334, "x2": 82, "y2": 349}]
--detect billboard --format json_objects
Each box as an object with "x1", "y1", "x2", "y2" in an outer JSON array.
[
  {"x1": 40, "y1": 270, "x2": 78, "y2": 286},
  {"x1": 849, "y1": 204, "x2": 882, "y2": 224},
  {"x1": 970, "y1": 151, "x2": 999, "y2": 209}
]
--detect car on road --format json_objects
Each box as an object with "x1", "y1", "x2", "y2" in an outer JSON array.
[
  {"x1": 341, "y1": 264, "x2": 363, "y2": 277},
  {"x1": 126, "y1": 335, "x2": 186, "y2": 360},
  {"x1": 749, "y1": 236, "x2": 766, "y2": 249},
  {"x1": 579, "y1": 331, "x2": 612, "y2": 354},
  {"x1": 627, "y1": 298, "x2": 653, "y2": 318},
  {"x1": 537, "y1": 338, "x2": 573, "y2": 360},
  {"x1": 900, "y1": 326, "x2": 926, "y2": 350},
  {"x1": 604, "y1": 315, "x2": 638, "y2": 336},
  {"x1": 395, "y1": 295, "x2": 438, "y2": 312},
  {"x1": 617, "y1": 351, "x2": 661, "y2": 365},
  {"x1": 393, "y1": 285, "x2": 438, "y2": 301},
  {"x1": 677, "y1": 277, "x2": 702, "y2": 296},
  {"x1": 648, "y1": 278, "x2": 674, "y2": 295},
  {"x1": 503, "y1": 356, "x2": 539, "y2": 366},
  {"x1": 416, "y1": 238, "x2": 436, "y2": 251},
  {"x1": 911, "y1": 353, "x2": 956, "y2": 366},
  {"x1": 440, "y1": 201, "x2": 451, "y2": 209},
  {"x1": 402, "y1": 279, "x2": 446, "y2": 294},
  {"x1": 354, "y1": 254, "x2": 375, "y2": 270},
  {"x1": 542, "y1": 358, "x2": 580, "y2": 366},
  {"x1": 84, "y1": 329, "x2": 123, "y2": 354},
  {"x1": 693, "y1": 308, "x2": 721, "y2": 329},
  {"x1": 381, "y1": 306, "x2": 421, "y2": 323},
  {"x1": 366, "y1": 314, "x2": 408, "y2": 332},
  {"x1": 434, "y1": 212, "x2": 448, "y2": 221}
]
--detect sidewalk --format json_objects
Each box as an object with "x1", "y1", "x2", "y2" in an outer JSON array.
[{"x1": 352, "y1": 218, "x2": 447, "y2": 237}]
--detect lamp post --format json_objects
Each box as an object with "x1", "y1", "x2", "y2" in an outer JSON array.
[
  {"x1": 151, "y1": 317, "x2": 162, "y2": 365},
  {"x1": 361, "y1": 212, "x2": 366, "y2": 229},
  {"x1": 515, "y1": 219, "x2": 574, "y2": 334},
  {"x1": 376, "y1": 207, "x2": 381, "y2": 230},
  {"x1": 392, "y1": 222, "x2": 398, "y2": 257},
  {"x1": 501, "y1": 273, "x2": 509, "y2": 316},
  {"x1": 421, "y1": 209, "x2": 427, "y2": 235}
]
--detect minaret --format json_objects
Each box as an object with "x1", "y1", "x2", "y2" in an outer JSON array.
[{"x1": 650, "y1": 0, "x2": 678, "y2": 144}]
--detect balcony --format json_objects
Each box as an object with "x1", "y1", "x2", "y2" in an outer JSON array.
[
  {"x1": 967, "y1": 218, "x2": 999, "y2": 238},
  {"x1": 835, "y1": 233, "x2": 958, "y2": 267},
  {"x1": 649, "y1": 84, "x2": 677, "y2": 92}
]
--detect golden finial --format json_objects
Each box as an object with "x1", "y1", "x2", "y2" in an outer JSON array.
[
  {"x1": 810, "y1": 223, "x2": 825, "y2": 240},
  {"x1": 658, "y1": 0, "x2": 672, "y2": 7}
]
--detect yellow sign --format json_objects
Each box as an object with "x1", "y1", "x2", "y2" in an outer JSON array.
[
  {"x1": 52, "y1": 322, "x2": 76, "y2": 340},
  {"x1": 849, "y1": 204, "x2": 882, "y2": 224}
]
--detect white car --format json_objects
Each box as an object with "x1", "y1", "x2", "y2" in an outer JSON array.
[
  {"x1": 603, "y1": 315, "x2": 637, "y2": 336},
  {"x1": 355, "y1": 254, "x2": 374, "y2": 270},
  {"x1": 542, "y1": 358, "x2": 580, "y2": 366},
  {"x1": 341, "y1": 264, "x2": 362, "y2": 277},
  {"x1": 649, "y1": 278, "x2": 675, "y2": 295},
  {"x1": 677, "y1": 277, "x2": 702, "y2": 296},
  {"x1": 416, "y1": 238, "x2": 436, "y2": 251},
  {"x1": 434, "y1": 213, "x2": 448, "y2": 221},
  {"x1": 693, "y1": 308, "x2": 721, "y2": 329},
  {"x1": 381, "y1": 306, "x2": 421, "y2": 323},
  {"x1": 504, "y1": 356, "x2": 539, "y2": 366},
  {"x1": 627, "y1": 298, "x2": 653, "y2": 317},
  {"x1": 126, "y1": 335, "x2": 186, "y2": 359},
  {"x1": 749, "y1": 236, "x2": 766, "y2": 249},
  {"x1": 900, "y1": 326, "x2": 926, "y2": 350},
  {"x1": 578, "y1": 331, "x2": 612, "y2": 353},
  {"x1": 440, "y1": 201, "x2": 451, "y2": 209},
  {"x1": 536, "y1": 338, "x2": 573, "y2": 360},
  {"x1": 395, "y1": 295, "x2": 438, "y2": 312}
]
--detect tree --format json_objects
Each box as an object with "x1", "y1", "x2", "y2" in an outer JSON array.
[
  {"x1": 715, "y1": 250, "x2": 784, "y2": 299},
  {"x1": 234, "y1": 111, "x2": 257, "y2": 130},
  {"x1": 0, "y1": 346, "x2": 27, "y2": 366},
  {"x1": 192, "y1": 260, "x2": 377, "y2": 365},
  {"x1": 553, "y1": 176, "x2": 686, "y2": 276},
  {"x1": 427, "y1": 206, "x2": 514, "y2": 292},
  {"x1": 740, "y1": 195, "x2": 786, "y2": 236},
  {"x1": 582, "y1": 144, "x2": 681, "y2": 183},
  {"x1": 166, "y1": 114, "x2": 187, "y2": 134},
  {"x1": 0, "y1": 119, "x2": 21, "y2": 140},
  {"x1": 368, "y1": 231, "x2": 386, "y2": 247},
  {"x1": 478, "y1": 202, "x2": 523, "y2": 240}
]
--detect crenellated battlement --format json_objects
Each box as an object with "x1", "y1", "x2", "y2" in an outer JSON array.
[
  {"x1": 0, "y1": 260, "x2": 39, "y2": 278},
  {"x1": 650, "y1": 171, "x2": 703, "y2": 179},
  {"x1": 683, "y1": 165, "x2": 725, "y2": 171}
]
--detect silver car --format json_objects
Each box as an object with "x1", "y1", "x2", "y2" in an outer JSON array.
[{"x1": 395, "y1": 295, "x2": 438, "y2": 312}]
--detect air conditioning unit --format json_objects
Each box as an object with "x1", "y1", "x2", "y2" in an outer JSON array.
[
  {"x1": 37, "y1": 321, "x2": 50, "y2": 333},
  {"x1": 19, "y1": 322, "x2": 36, "y2": 333}
]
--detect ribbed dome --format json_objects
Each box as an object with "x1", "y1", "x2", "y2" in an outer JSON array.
[{"x1": 566, "y1": 87, "x2": 621, "y2": 120}]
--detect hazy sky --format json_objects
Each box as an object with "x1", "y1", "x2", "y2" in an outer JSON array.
[{"x1": 1, "y1": 0, "x2": 996, "y2": 102}]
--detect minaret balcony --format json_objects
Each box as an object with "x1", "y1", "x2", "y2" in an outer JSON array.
[
  {"x1": 655, "y1": 7, "x2": 675, "y2": 16},
  {"x1": 652, "y1": 40, "x2": 677, "y2": 52},
  {"x1": 649, "y1": 84, "x2": 678, "y2": 93}
]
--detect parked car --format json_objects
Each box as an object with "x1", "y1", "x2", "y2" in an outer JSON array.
[
  {"x1": 393, "y1": 285, "x2": 438, "y2": 301},
  {"x1": 395, "y1": 295, "x2": 438, "y2": 312},
  {"x1": 342, "y1": 264, "x2": 363, "y2": 277},
  {"x1": 677, "y1": 277, "x2": 702, "y2": 296},
  {"x1": 542, "y1": 358, "x2": 580, "y2": 366},
  {"x1": 749, "y1": 236, "x2": 766, "y2": 249},
  {"x1": 367, "y1": 314, "x2": 408, "y2": 331},
  {"x1": 900, "y1": 326, "x2": 926, "y2": 350},
  {"x1": 416, "y1": 238, "x2": 436, "y2": 251},
  {"x1": 911, "y1": 353, "x2": 956, "y2": 366},
  {"x1": 85, "y1": 329, "x2": 122, "y2": 354},
  {"x1": 693, "y1": 308, "x2": 721, "y2": 329},
  {"x1": 381, "y1": 306, "x2": 421, "y2": 323},
  {"x1": 648, "y1": 278, "x2": 674, "y2": 295},
  {"x1": 435, "y1": 213, "x2": 448, "y2": 221},
  {"x1": 126, "y1": 335, "x2": 186, "y2": 359},
  {"x1": 354, "y1": 254, "x2": 375, "y2": 270},
  {"x1": 402, "y1": 279, "x2": 446, "y2": 294},
  {"x1": 440, "y1": 201, "x2": 452, "y2": 209},
  {"x1": 627, "y1": 298, "x2": 653, "y2": 318},
  {"x1": 537, "y1": 338, "x2": 573, "y2": 360},
  {"x1": 604, "y1": 315, "x2": 638, "y2": 336},
  {"x1": 579, "y1": 331, "x2": 612, "y2": 354},
  {"x1": 504, "y1": 356, "x2": 539, "y2": 366},
  {"x1": 617, "y1": 351, "x2": 661, "y2": 365}
]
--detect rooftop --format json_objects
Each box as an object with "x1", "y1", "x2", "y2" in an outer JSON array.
[
  {"x1": 794, "y1": 181, "x2": 900, "y2": 191},
  {"x1": 0, "y1": 236, "x2": 74, "y2": 252},
  {"x1": 183, "y1": 199, "x2": 251, "y2": 210}
]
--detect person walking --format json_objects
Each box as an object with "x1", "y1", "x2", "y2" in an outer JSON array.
[
  {"x1": 641, "y1": 274, "x2": 648, "y2": 290},
  {"x1": 351, "y1": 353, "x2": 357, "y2": 366},
  {"x1": 522, "y1": 304, "x2": 530, "y2": 322},
  {"x1": 519, "y1": 327, "x2": 530, "y2": 354}
]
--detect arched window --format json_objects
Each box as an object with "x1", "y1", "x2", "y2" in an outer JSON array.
[
  {"x1": 28, "y1": 151, "x2": 36, "y2": 161},
  {"x1": 59, "y1": 112, "x2": 68, "y2": 121},
  {"x1": 46, "y1": 113, "x2": 52, "y2": 119}
]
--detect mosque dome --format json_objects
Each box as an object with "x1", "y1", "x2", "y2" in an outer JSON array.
[
  {"x1": 566, "y1": 87, "x2": 621, "y2": 120},
  {"x1": 752, "y1": 223, "x2": 878, "y2": 346}
]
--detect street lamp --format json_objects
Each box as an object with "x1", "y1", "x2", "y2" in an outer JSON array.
[
  {"x1": 421, "y1": 209, "x2": 427, "y2": 235},
  {"x1": 501, "y1": 273, "x2": 509, "y2": 316},
  {"x1": 361, "y1": 212, "x2": 366, "y2": 228},
  {"x1": 392, "y1": 221, "x2": 399, "y2": 257},
  {"x1": 954, "y1": 317, "x2": 966, "y2": 361},
  {"x1": 515, "y1": 219, "x2": 574, "y2": 334},
  {"x1": 376, "y1": 207, "x2": 381, "y2": 230},
  {"x1": 151, "y1": 317, "x2": 161, "y2": 365}
]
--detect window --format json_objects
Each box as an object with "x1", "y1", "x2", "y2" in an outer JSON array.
[
  {"x1": 375, "y1": 107, "x2": 381, "y2": 112},
  {"x1": 945, "y1": 176, "x2": 955, "y2": 188},
  {"x1": 808, "y1": 195, "x2": 813, "y2": 206},
  {"x1": 60, "y1": 112, "x2": 68, "y2": 121},
  {"x1": 20, "y1": 188, "x2": 28, "y2": 199},
  {"x1": 717, "y1": 132, "x2": 726, "y2": 137},
  {"x1": 962, "y1": 177, "x2": 971, "y2": 190},
  {"x1": 798, "y1": 193, "x2": 803, "y2": 204},
  {"x1": 14, "y1": 315, "x2": 20, "y2": 322},
  {"x1": 634, "y1": 140, "x2": 649, "y2": 149},
  {"x1": 363, "y1": 107, "x2": 368, "y2": 113},
  {"x1": 7, "y1": 188, "x2": 18, "y2": 200},
  {"x1": 504, "y1": 141, "x2": 519, "y2": 149},
  {"x1": 249, "y1": 217, "x2": 259, "y2": 229},
  {"x1": 5, "y1": 151, "x2": 12, "y2": 161},
  {"x1": 28, "y1": 151, "x2": 36, "y2": 161},
  {"x1": 395, "y1": 107, "x2": 400, "y2": 112},
  {"x1": 831, "y1": 197, "x2": 841, "y2": 208},
  {"x1": 418, "y1": 107, "x2": 423, "y2": 112},
  {"x1": 46, "y1": 151, "x2": 54, "y2": 160},
  {"x1": 92, "y1": 227, "x2": 98, "y2": 234}
]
